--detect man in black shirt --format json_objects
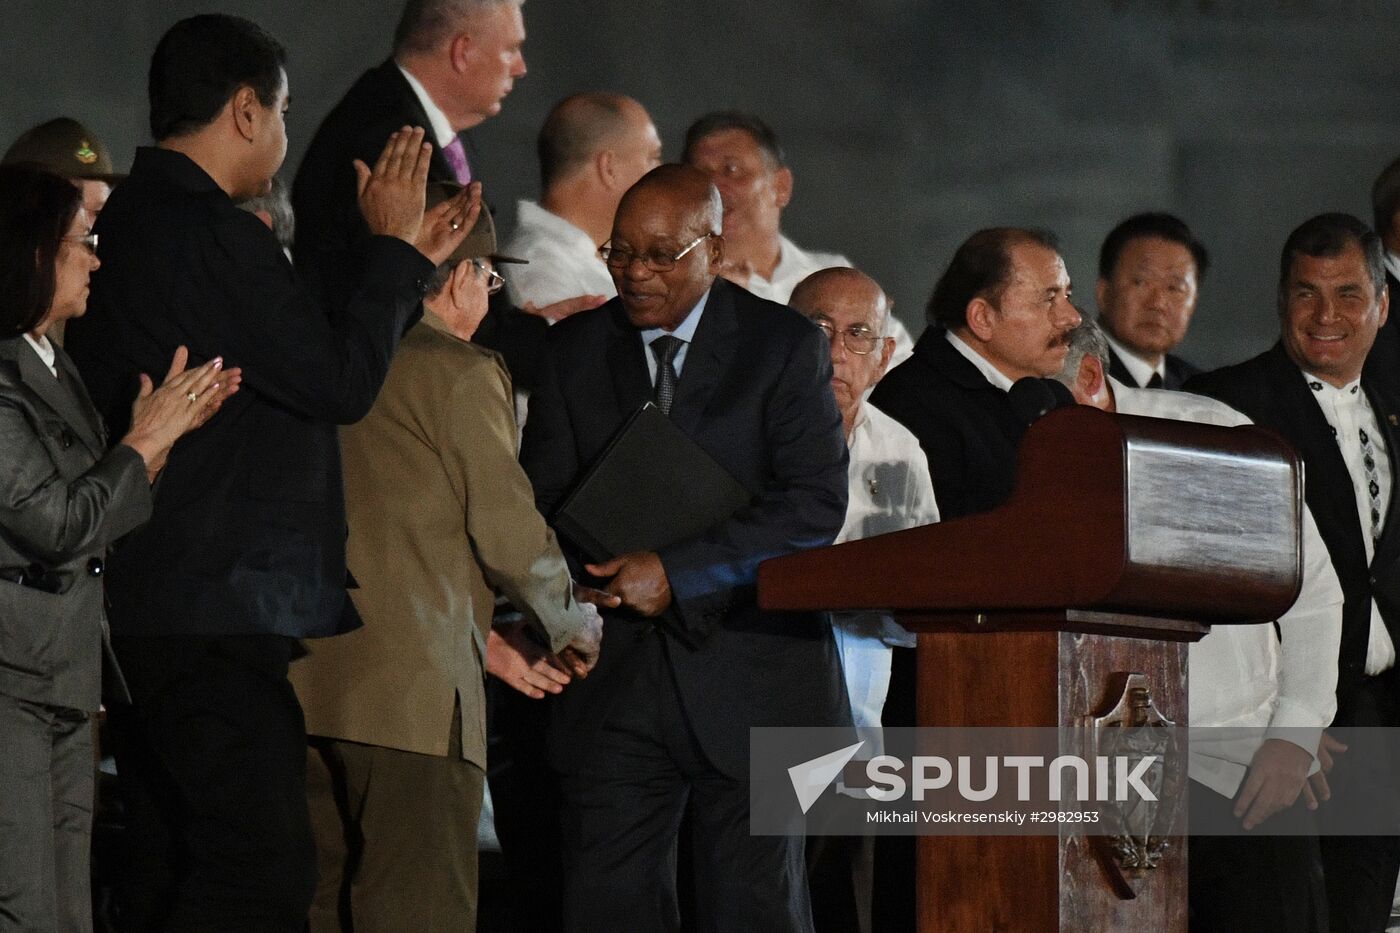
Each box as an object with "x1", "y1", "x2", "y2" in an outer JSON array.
[{"x1": 64, "y1": 14, "x2": 476, "y2": 930}]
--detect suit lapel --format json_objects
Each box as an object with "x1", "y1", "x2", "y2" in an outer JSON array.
[
  {"x1": 0, "y1": 337, "x2": 105, "y2": 459},
  {"x1": 605, "y1": 304, "x2": 652, "y2": 416},
  {"x1": 1107, "y1": 346, "x2": 1139, "y2": 388},
  {"x1": 1263, "y1": 345, "x2": 1369, "y2": 561},
  {"x1": 380, "y1": 60, "x2": 457, "y2": 184},
  {"x1": 669, "y1": 282, "x2": 739, "y2": 438},
  {"x1": 53, "y1": 343, "x2": 107, "y2": 448}
]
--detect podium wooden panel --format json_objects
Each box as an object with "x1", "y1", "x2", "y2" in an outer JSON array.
[{"x1": 758, "y1": 407, "x2": 1303, "y2": 933}]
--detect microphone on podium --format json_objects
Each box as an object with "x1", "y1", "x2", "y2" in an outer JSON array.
[{"x1": 1007, "y1": 377, "x2": 1076, "y2": 426}]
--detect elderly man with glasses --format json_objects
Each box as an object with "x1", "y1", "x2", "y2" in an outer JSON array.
[
  {"x1": 787, "y1": 266, "x2": 939, "y2": 933},
  {"x1": 289, "y1": 183, "x2": 606, "y2": 932},
  {"x1": 521, "y1": 164, "x2": 850, "y2": 933}
]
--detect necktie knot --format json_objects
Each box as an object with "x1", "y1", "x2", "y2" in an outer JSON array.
[
  {"x1": 442, "y1": 136, "x2": 472, "y2": 185},
  {"x1": 650, "y1": 334, "x2": 682, "y2": 366},
  {"x1": 650, "y1": 335, "x2": 683, "y2": 415}
]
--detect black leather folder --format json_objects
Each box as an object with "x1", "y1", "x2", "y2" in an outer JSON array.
[{"x1": 552, "y1": 403, "x2": 752, "y2": 563}]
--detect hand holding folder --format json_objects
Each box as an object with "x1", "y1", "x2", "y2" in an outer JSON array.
[{"x1": 552, "y1": 403, "x2": 753, "y2": 640}]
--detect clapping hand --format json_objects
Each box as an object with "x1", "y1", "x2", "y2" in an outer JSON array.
[{"x1": 122, "y1": 346, "x2": 241, "y2": 481}]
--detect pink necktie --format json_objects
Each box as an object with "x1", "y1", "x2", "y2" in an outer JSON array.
[{"x1": 443, "y1": 136, "x2": 472, "y2": 184}]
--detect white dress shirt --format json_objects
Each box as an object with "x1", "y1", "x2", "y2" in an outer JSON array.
[
  {"x1": 638, "y1": 290, "x2": 708, "y2": 385},
  {"x1": 1111, "y1": 380, "x2": 1344, "y2": 799},
  {"x1": 1301, "y1": 372, "x2": 1397, "y2": 675},
  {"x1": 945, "y1": 329, "x2": 1014, "y2": 392},
  {"x1": 830, "y1": 404, "x2": 940, "y2": 730},
  {"x1": 23, "y1": 333, "x2": 58, "y2": 378},
  {"x1": 501, "y1": 200, "x2": 617, "y2": 310},
  {"x1": 395, "y1": 64, "x2": 456, "y2": 149},
  {"x1": 1102, "y1": 327, "x2": 1167, "y2": 387}
]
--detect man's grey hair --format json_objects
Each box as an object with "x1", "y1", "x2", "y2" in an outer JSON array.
[
  {"x1": 1053, "y1": 318, "x2": 1111, "y2": 391},
  {"x1": 237, "y1": 176, "x2": 295, "y2": 251},
  {"x1": 394, "y1": 0, "x2": 523, "y2": 56}
]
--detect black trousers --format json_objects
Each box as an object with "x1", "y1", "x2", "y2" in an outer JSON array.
[
  {"x1": 1320, "y1": 672, "x2": 1400, "y2": 933},
  {"x1": 485, "y1": 677, "x2": 566, "y2": 933},
  {"x1": 1188, "y1": 779, "x2": 1329, "y2": 933},
  {"x1": 555, "y1": 630, "x2": 813, "y2": 933},
  {"x1": 108, "y1": 635, "x2": 316, "y2": 932}
]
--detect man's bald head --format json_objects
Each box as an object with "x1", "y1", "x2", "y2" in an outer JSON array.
[
  {"x1": 790, "y1": 267, "x2": 890, "y2": 335},
  {"x1": 790, "y1": 266, "x2": 896, "y2": 434},
  {"x1": 607, "y1": 164, "x2": 725, "y2": 331},
  {"x1": 537, "y1": 93, "x2": 659, "y2": 191},
  {"x1": 617, "y1": 163, "x2": 723, "y2": 234}
]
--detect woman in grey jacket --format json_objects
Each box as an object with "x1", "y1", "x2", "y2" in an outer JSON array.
[{"x1": 0, "y1": 164, "x2": 239, "y2": 932}]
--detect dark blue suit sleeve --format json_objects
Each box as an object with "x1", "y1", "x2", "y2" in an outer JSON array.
[{"x1": 657, "y1": 324, "x2": 849, "y2": 609}]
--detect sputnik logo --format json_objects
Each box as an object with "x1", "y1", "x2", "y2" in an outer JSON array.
[{"x1": 788, "y1": 741, "x2": 865, "y2": 814}]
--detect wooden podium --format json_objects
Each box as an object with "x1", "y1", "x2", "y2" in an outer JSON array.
[{"x1": 758, "y1": 406, "x2": 1304, "y2": 933}]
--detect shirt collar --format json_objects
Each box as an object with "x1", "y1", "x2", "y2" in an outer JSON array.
[
  {"x1": 396, "y1": 63, "x2": 458, "y2": 148},
  {"x1": 1302, "y1": 370, "x2": 1363, "y2": 402},
  {"x1": 945, "y1": 330, "x2": 1016, "y2": 392},
  {"x1": 22, "y1": 332, "x2": 56, "y2": 375},
  {"x1": 639, "y1": 287, "x2": 710, "y2": 344},
  {"x1": 515, "y1": 200, "x2": 599, "y2": 252},
  {"x1": 137, "y1": 147, "x2": 226, "y2": 196},
  {"x1": 1101, "y1": 326, "x2": 1166, "y2": 387}
]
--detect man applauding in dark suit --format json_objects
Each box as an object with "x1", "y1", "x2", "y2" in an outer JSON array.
[
  {"x1": 522, "y1": 164, "x2": 850, "y2": 933},
  {"x1": 1095, "y1": 212, "x2": 1208, "y2": 389},
  {"x1": 64, "y1": 14, "x2": 476, "y2": 930},
  {"x1": 1188, "y1": 213, "x2": 1400, "y2": 933}
]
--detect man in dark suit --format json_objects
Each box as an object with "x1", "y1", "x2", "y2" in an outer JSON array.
[
  {"x1": 870, "y1": 227, "x2": 1081, "y2": 520},
  {"x1": 1092, "y1": 212, "x2": 1208, "y2": 390},
  {"x1": 1187, "y1": 212, "x2": 1400, "y2": 933},
  {"x1": 63, "y1": 14, "x2": 476, "y2": 930},
  {"x1": 865, "y1": 226, "x2": 1079, "y2": 930},
  {"x1": 293, "y1": 0, "x2": 588, "y2": 390},
  {"x1": 521, "y1": 164, "x2": 850, "y2": 932}
]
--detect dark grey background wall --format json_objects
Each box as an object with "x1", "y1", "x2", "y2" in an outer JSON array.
[{"x1": 5, "y1": 0, "x2": 1400, "y2": 368}]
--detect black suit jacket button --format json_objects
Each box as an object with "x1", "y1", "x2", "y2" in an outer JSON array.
[{"x1": 87, "y1": 557, "x2": 104, "y2": 577}]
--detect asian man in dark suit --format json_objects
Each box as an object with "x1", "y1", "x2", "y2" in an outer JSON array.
[
  {"x1": 521, "y1": 164, "x2": 850, "y2": 933},
  {"x1": 1094, "y1": 212, "x2": 1208, "y2": 390},
  {"x1": 62, "y1": 15, "x2": 477, "y2": 930},
  {"x1": 293, "y1": 0, "x2": 594, "y2": 390},
  {"x1": 1187, "y1": 213, "x2": 1400, "y2": 933}
]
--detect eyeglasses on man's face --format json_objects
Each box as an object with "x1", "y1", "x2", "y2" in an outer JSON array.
[
  {"x1": 471, "y1": 259, "x2": 505, "y2": 295},
  {"x1": 598, "y1": 233, "x2": 714, "y2": 273},
  {"x1": 812, "y1": 318, "x2": 883, "y2": 355}
]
